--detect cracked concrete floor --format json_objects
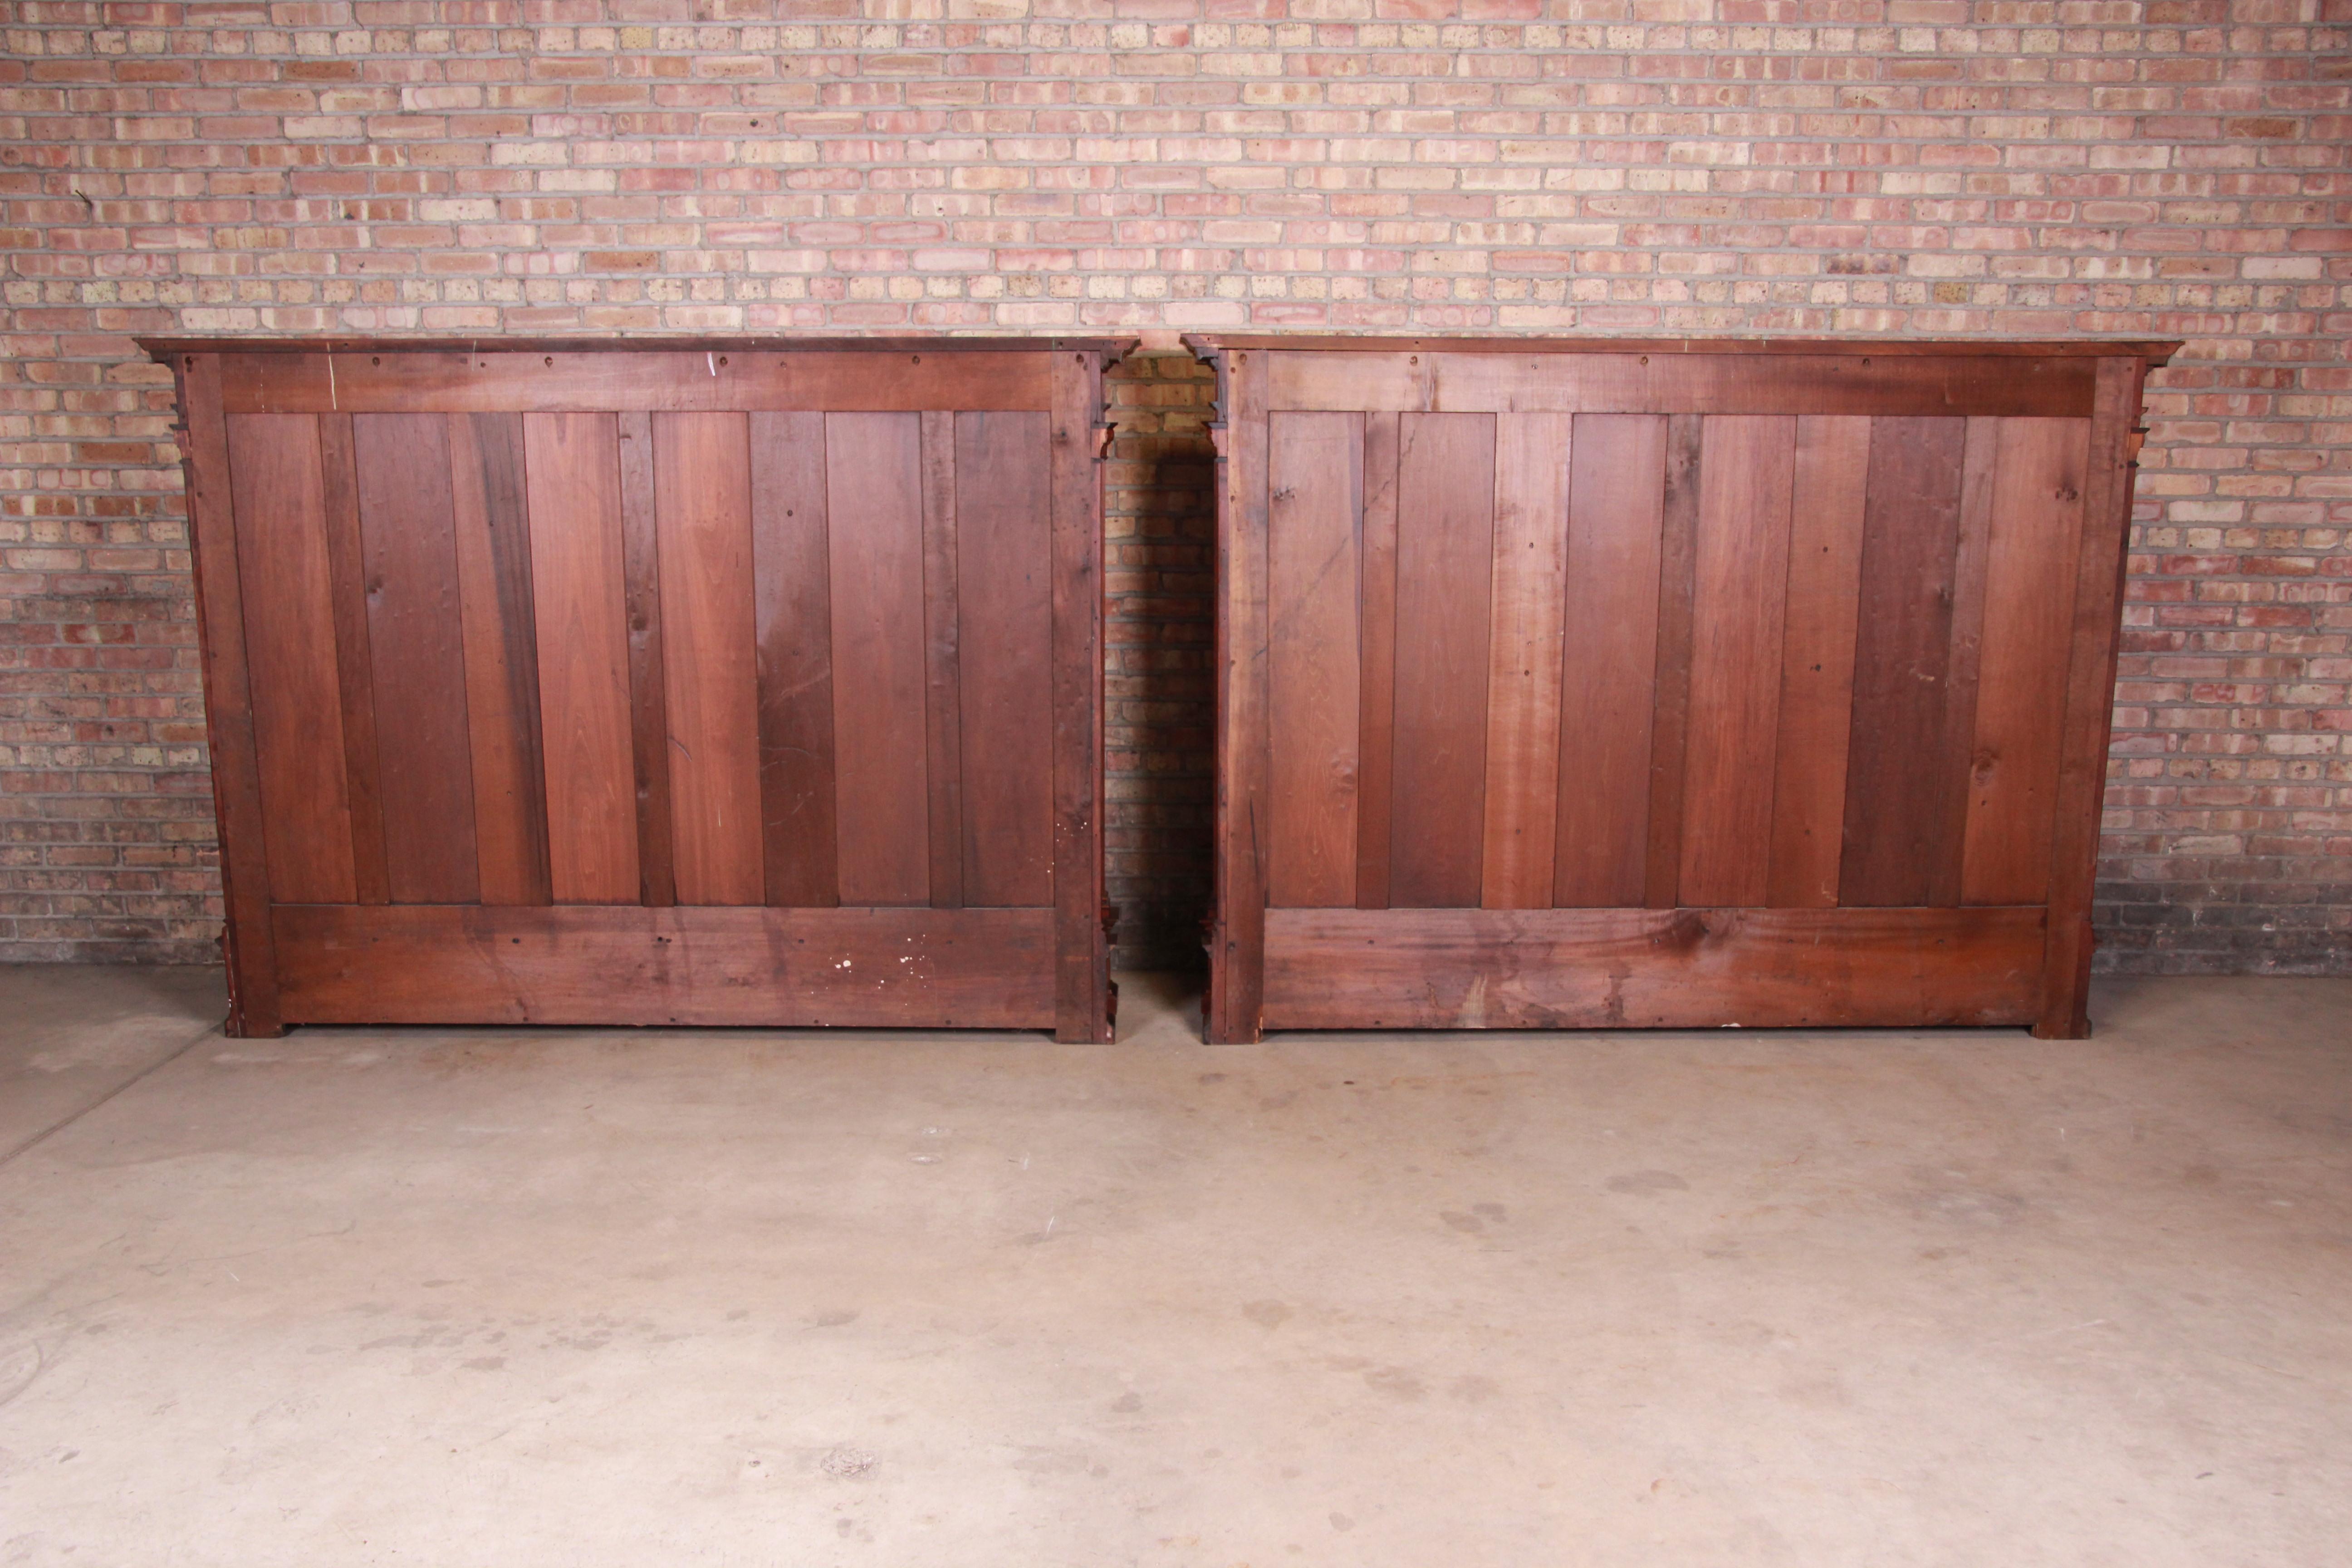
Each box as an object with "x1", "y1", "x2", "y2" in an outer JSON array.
[{"x1": 1, "y1": 966, "x2": 2348, "y2": 1567}]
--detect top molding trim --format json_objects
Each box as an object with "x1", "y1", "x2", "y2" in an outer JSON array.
[
  {"x1": 1181, "y1": 334, "x2": 2180, "y2": 363},
  {"x1": 138, "y1": 334, "x2": 1141, "y2": 360}
]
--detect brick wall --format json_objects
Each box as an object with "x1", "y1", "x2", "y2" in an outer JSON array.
[{"x1": 1, "y1": 0, "x2": 2345, "y2": 973}]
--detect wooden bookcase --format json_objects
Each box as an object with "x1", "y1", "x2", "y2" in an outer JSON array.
[
  {"x1": 146, "y1": 337, "x2": 1130, "y2": 1040},
  {"x1": 1189, "y1": 335, "x2": 2177, "y2": 1042}
]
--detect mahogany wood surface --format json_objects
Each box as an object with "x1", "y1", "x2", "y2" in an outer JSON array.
[
  {"x1": 210, "y1": 351, "x2": 1055, "y2": 416},
  {"x1": 162, "y1": 339, "x2": 1126, "y2": 1035},
  {"x1": 1481, "y1": 412, "x2": 1573, "y2": 911},
  {"x1": 1552, "y1": 413, "x2": 1665, "y2": 908},
  {"x1": 919, "y1": 410, "x2": 966, "y2": 911},
  {"x1": 524, "y1": 412, "x2": 639, "y2": 905},
  {"x1": 1764, "y1": 416, "x2": 1872, "y2": 909},
  {"x1": 1049, "y1": 351, "x2": 1114, "y2": 1041},
  {"x1": 352, "y1": 412, "x2": 480, "y2": 904},
  {"x1": 1642, "y1": 414, "x2": 1704, "y2": 910},
  {"x1": 1206, "y1": 349, "x2": 1272, "y2": 1042},
  {"x1": 1839, "y1": 416, "x2": 1972, "y2": 907},
  {"x1": 1261, "y1": 906, "x2": 2046, "y2": 1030},
  {"x1": 1266, "y1": 411, "x2": 1363, "y2": 909},
  {"x1": 1351, "y1": 411, "x2": 1401, "y2": 914},
  {"x1": 956, "y1": 412, "x2": 1055, "y2": 911},
  {"x1": 652, "y1": 412, "x2": 764, "y2": 906},
  {"x1": 449, "y1": 412, "x2": 553, "y2": 907},
  {"x1": 748, "y1": 411, "x2": 840, "y2": 909},
  {"x1": 315, "y1": 412, "x2": 391, "y2": 906},
  {"x1": 1964, "y1": 418, "x2": 2089, "y2": 907},
  {"x1": 1205, "y1": 335, "x2": 2173, "y2": 1037},
  {"x1": 2039, "y1": 358, "x2": 2149, "y2": 1039},
  {"x1": 618, "y1": 409, "x2": 676, "y2": 909},
  {"x1": 1388, "y1": 412, "x2": 1495, "y2": 909},
  {"x1": 1677, "y1": 414, "x2": 1796, "y2": 908},
  {"x1": 225, "y1": 413, "x2": 358, "y2": 907},
  {"x1": 826, "y1": 412, "x2": 931, "y2": 908},
  {"x1": 175, "y1": 355, "x2": 281, "y2": 1035},
  {"x1": 272, "y1": 904, "x2": 1057, "y2": 1028}
]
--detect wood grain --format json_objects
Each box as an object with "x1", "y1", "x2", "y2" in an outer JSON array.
[
  {"x1": 1261, "y1": 905, "x2": 2046, "y2": 1030},
  {"x1": 315, "y1": 412, "x2": 389, "y2": 906},
  {"x1": 1481, "y1": 412, "x2": 1573, "y2": 909},
  {"x1": 920, "y1": 410, "x2": 965, "y2": 909},
  {"x1": 225, "y1": 413, "x2": 357, "y2": 906},
  {"x1": 1678, "y1": 416, "x2": 1798, "y2": 906},
  {"x1": 1642, "y1": 413, "x2": 1704, "y2": 908},
  {"x1": 2038, "y1": 360, "x2": 2146, "y2": 1038},
  {"x1": 221, "y1": 350, "x2": 1057, "y2": 416},
  {"x1": 748, "y1": 411, "x2": 839, "y2": 908},
  {"x1": 1553, "y1": 414, "x2": 1667, "y2": 907},
  {"x1": 1264, "y1": 349, "x2": 2102, "y2": 419},
  {"x1": 1964, "y1": 418, "x2": 2090, "y2": 906},
  {"x1": 1353, "y1": 410, "x2": 1401, "y2": 911},
  {"x1": 652, "y1": 412, "x2": 764, "y2": 906},
  {"x1": 619, "y1": 411, "x2": 675, "y2": 907},
  {"x1": 1266, "y1": 411, "x2": 1363, "y2": 908},
  {"x1": 523, "y1": 412, "x2": 640, "y2": 905},
  {"x1": 1765, "y1": 414, "x2": 1872, "y2": 908},
  {"x1": 826, "y1": 412, "x2": 931, "y2": 907},
  {"x1": 1389, "y1": 411, "x2": 1496, "y2": 908},
  {"x1": 449, "y1": 411, "x2": 552, "y2": 906},
  {"x1": 1208, "y1": 350, "x2": 1271, "y2": 1042},
  {"x1": 956, "y1": 411, "x2": 1056, "y2": 909},
  {"x1": 352, "y1": 412, "x2": 480, "y2": 903},
  {"x1": 273, "y1": 902, "x2": 1058, "y2": 1029},
  {"x1": 180, "y1": 358, "x2": 282, "y2": 1034},
  {"x1": 1839, "y1": 416, "x2": 1970, "y2": 907},
  {"x1": 1048, "y1": 351, "x2": 1113, "y2": 1041}
]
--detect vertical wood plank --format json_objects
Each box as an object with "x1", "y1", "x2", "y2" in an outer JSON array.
[
  {"x1": 619, "y1": 410, "x2": 675, "y2": 908},
  {"x1": 228, "y1": 413, "x2": 357, "y2": 908},
  {"x1": 524, "y1": 412, "x2": 639, "y2": 904},
  {"x1": 316, "y1": 412, "x2": 389, "y2": 906},
  {"x1": 956, "y1": 410, "x2": 1056, "y2": 909},
  {"x1": 1642, "y1": 413, "x2": 1704, "y2": 909},
  {"x1": 1389, "y1": 411, "x2": 1496, "y2": 909},
  {"x1": 653, "y1": 411, "x2": 764, "y2": 906},
  {"x1": 1552, "y1": 414, "x2": 1667, "y2": 908},
  {"x1": 182, "y1": 359, "x2": 283, "y2": 1034},
  {"x1": 1266, "y1": 410, "x2": 1363, "y2": 909},
  {"x1": 449, "y1": 412, "x2": 551, "y2": 906},
  {"x1": 748, "y1": 411, "x2": 839, "y2": 908},
  {"x1": 826, "y1": 412, "x2": 931, "y2": 907},
  {"x1": 2039, "y1": 358, "x2": 2147, "y2": 1038},
  {"x1": 1678, "y1": 416, "x2": 1797, "y2": 907},
  {"x1": 1353, "y1": 410, "x2": 1400, "y2": 911},
  {"x1": 1481, "y1": 412, "x2": 1573, "y2": 909},
  {"x1": 1965, "y1": 417, "x2": 2090, "y2": 906},
  {"x1": 920, "y1": 410, "x2": 965, "y2": 909},
  {"x1": 1209, "y1": 349, "x2": 1270, "y2": 1043},
  {"x1": 352, "y1": 412, "x2": 479, "y2": 904},
  {"x1": 1937, "y1": 417, "x2": 2000, "y2": 906},
  {"x1": 1048, "y1": 351, "x2": 1112, "y2": 1040},
  {"x1": 1839, "y1": 416, "x2": 1970, "y2": 907},
  {"x1": 1764, "y1": 414, "x2": 1871, "y2": 908}
]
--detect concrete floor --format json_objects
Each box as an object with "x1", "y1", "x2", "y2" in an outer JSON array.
[{"x1": 0, "y1": 970, "x2": 2347, "y2": 1567}]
